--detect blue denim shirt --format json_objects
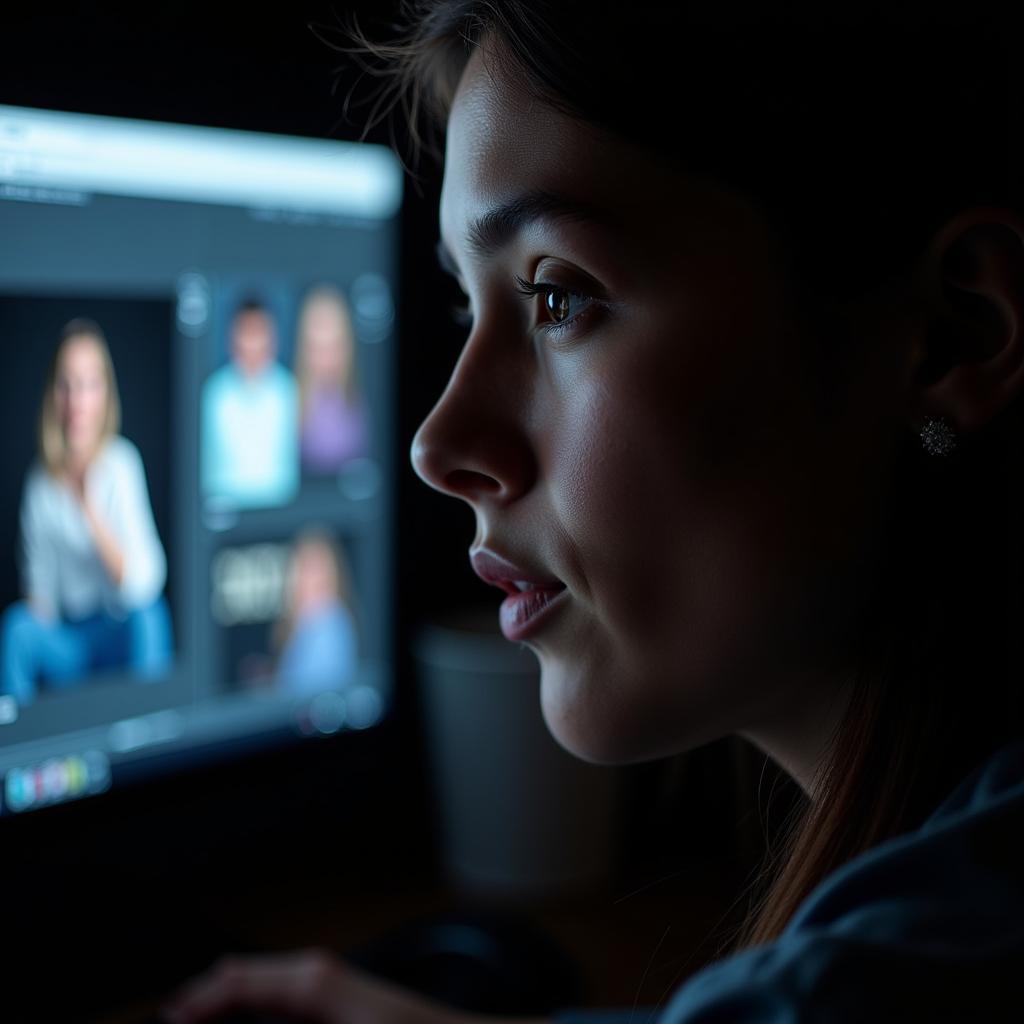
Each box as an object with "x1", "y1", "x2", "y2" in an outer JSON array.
[{"x1": 555, "y1": 736, "x2": 1024, "y2": 1024}]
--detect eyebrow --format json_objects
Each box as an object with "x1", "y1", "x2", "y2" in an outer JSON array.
[{"x1": 436, "y1": 188, "x2": 609, "y2": 277}]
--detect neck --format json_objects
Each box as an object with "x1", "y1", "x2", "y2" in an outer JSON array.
[
  {"x1": 738, "y1": 667, "x2": 856, "y2": 801},
  {"x1": 65, "y1": 439, "x2": 100, "y2": 472}
]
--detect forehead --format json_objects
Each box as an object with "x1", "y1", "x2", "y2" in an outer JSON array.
[
  {"x1": 437, "y1": 42, "x2": 778, "y2": 275},
  {"x1": 60, "y1": 336, "x2": 104, "y2": 369},
  {"x1": 235, "y1": 310, "x2": 273, "y2": 331},
  {"x1": 440, "y1": 44, "x2": 652, "y2": 251},
  {"x1": 307, "y1": 297, "x2": 340, "y2": 317}
]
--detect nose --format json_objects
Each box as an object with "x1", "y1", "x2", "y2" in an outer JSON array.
[{"x1": 410, "y1": 337, "x2": 536, "y2": 505}]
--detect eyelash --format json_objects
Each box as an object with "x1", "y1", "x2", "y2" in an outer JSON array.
[
  {"x1": 513, "y1": 275, "x2": 593, "y2": 337},
  {"x1": 448, "y1": 277, "x2": 598, "y2": 339}
]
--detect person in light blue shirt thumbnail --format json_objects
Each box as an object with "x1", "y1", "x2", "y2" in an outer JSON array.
[{"x1": 201, "y1": 297, "x2": 298, "y2": 509}]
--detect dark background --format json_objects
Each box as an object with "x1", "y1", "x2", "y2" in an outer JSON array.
[{"x1": 0, "y1": 5, "x2": 783, "y2": 1019}]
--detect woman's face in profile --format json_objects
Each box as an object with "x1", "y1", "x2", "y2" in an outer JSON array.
[
  {"x1": 412, "y1": 42, "x2": 904, "y2": 767},
  {"x1": 55, "y1": 335, "x2": 108, "y2": 456}
]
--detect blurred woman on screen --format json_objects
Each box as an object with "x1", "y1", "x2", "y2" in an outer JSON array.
[
  {"x1": 295, "y1": 283, "x2": 370, "y2": 474},
  {"x1": 1, "y1": 317, "x2": 172, "y2": 704},
  {"x1": 274, "y1": 529, "x2": 358, "y2": 696}
]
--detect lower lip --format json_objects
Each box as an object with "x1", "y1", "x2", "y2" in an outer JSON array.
[{"x1": 499, "y1": 586, "x2": 568, "y2": 642}]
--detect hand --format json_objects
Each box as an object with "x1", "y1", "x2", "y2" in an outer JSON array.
[
  {"x1": 63, "y1": 464, "x2": 89, "y2": 505},
  {"x1": 161, "y1": 947, "x2": 477, "y2": 1024},
  {"x1": 61, "y1": 461, "x2": 126, "y2": 585}
]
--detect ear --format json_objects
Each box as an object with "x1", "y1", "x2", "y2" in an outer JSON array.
[{"x1": 907, "y1": 207, "x2": 1024, "y2": 437}]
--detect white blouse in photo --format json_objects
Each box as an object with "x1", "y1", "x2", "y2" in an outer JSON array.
[{"x1": 19, "y1": 435, "x2": 167, "y2": 621}]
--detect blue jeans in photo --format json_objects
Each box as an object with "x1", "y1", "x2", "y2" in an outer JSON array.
[{"x1": 0, "y1": 597, "x2": 173, "y2": 706}]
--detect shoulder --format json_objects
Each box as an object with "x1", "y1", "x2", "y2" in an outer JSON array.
[
  {"x1": 96, "y1": 437, "x2": 151, "y2": 492},
  {"x1": 203, "y1": 362, "x2": 235, "y2": 396},
  {"x1": 300, "y1": 601, "x2": 354, "y2": 637},
  {"x1": 321, "y1": 600, "x2": 355, "y2": 632},
  {"x1": 23, "y1": 460, "x2": 57, "y2": 503},
  {"x1": 659, "y1": 740, "x2": 1024, "y2": 1022},
  {"x1": 24, "y1": 459, "x2": 50, "y2": 487},
  {"x1": 789, "y1": 737, "x2": 1024, "y2": 936},
  {"x1": 662, "y1": 918, "x2": 1018, "y2": 1022},
  {"x1": 100, "y1": 435, "x2": 143, "y2": 471},
  {"x1": 268, "y1": 361, "x2": 296, "y2": 390},
  {"x1": 923, "y1": 736, "x2": 1024, "y2": 826}
]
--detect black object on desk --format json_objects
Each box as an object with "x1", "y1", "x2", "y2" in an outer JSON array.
[{"x1": 345, "y1": 908, "x2": 586, "y2": 1016}]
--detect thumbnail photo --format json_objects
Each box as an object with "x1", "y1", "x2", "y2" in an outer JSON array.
[
  {"x1": 294, "y1": 282, "x2": 370, "y2": 476},
  {"x1": 210, "y1": 527, "x2": 360, "y2": 698},
  {"x1": 200, "y1": 280, "x2": 373, "y2": 512},
  {"x1": 0, "y1": 295, "x2": 175, "y2": 707}
]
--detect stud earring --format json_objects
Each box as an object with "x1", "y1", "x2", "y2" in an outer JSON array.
[{"x1": 920, "y1": 415, "x2": 957, "y2": 456}]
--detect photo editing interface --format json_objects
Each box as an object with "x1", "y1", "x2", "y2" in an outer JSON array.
[{"x1": 0, "y1": 104, "x2": 402, "y2": 815}]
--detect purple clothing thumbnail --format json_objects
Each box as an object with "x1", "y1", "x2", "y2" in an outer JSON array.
[{"x1": 301, "y1": 389, "x2": 369, "y2": 473}]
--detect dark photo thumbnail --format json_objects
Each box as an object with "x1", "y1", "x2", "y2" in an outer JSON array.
[{"x1": 210, "y1": 528, "x2": 360, "y2": 698}]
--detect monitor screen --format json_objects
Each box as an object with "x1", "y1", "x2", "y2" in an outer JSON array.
[{"x1": 0, "y1": 103, "x2": 401, "y2": 815}]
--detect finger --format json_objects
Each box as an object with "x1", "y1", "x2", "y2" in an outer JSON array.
[
  {"x1": 162, "y1": 954, "x2": 304, "y2": 1022},
  {"x1": 163, "y1": 950, "x2": 342, "y2": 1024}
]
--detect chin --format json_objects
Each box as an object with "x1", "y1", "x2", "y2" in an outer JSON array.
[
  {"x1": 65, "y1": 435, "x2": 96, "y2": 456},
  {"x1": 538, "y1": 661, "x2": 655, "y2": 766},
  {"x1": 538, "y1": 657, "x2": 723, "y2": 767}
]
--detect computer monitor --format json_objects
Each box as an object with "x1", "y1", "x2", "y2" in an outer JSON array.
[{"x1": 0, "y1": 103, "x2": 401, "y2": 816}]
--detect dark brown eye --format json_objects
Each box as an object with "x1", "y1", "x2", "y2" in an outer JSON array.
[
  {"x1": 546, "y1": 287, "x2": 572, "y2": 323},
  {"x1": 514, "y1": 275, "x2": 593, "y2": 333}
]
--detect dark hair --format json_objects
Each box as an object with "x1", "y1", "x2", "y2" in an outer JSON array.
[
  {"x1": 335, "y1": 1, "x2": 1022, "y2": 299},
  {"x1": 332, "y1": 0, "x2": 1024, "y2": 957},
  {"x1": 59, "y1": 315, "x2": 108, "y2": 346},
  {"x1": 234, "y1": 296, "x2": 269, "y2": 319}
]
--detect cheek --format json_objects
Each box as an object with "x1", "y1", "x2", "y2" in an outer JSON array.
[
  {"x1": 545, "y1": 319, "x2": 772, "y2": 626},
  {"x1": 542, "y1": 357, "x2": 695, "y2": 684},
  {"x1": 538, "y1": 309, "x2": 842, "y2": 745}
]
